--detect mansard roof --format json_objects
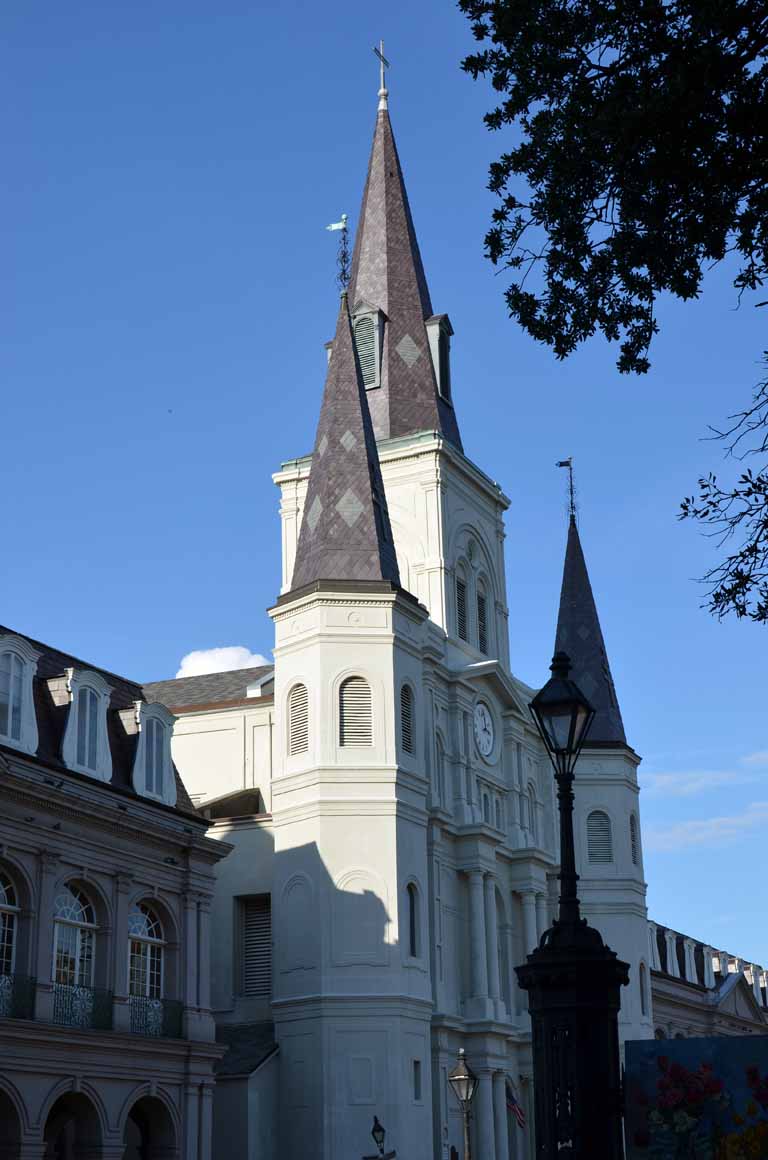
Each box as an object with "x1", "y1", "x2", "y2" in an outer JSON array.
[
  {"x1": 345, "y1": 99, "x2": 462, "y2": 449},
  {"x1": 0, "y1": 623, "x2": 195, "y2": 814},
  {"x1": 290, "y1": 294, "x2": 401, "y2": 591},
  {"x1": 554, "y1": 518, "x2": 626, "y2": 745}
]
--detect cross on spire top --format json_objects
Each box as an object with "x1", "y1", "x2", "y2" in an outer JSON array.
[{"x1": 373, "y1": 40, "x2": 390, "y2": 110}]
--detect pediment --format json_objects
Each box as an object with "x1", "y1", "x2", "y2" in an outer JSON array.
[
  {"x1": 454, "y1": 659, "x2": 530, "y2": 719},
  {"x1": 716, "y1": 973, "x2": 767, "y2": 1023}
]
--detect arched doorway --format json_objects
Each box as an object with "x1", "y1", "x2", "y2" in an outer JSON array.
[
  {"x1": 0, "y1": 1089, "x2": 21, "y2": 1160},
  {"x1": 44, "y1": 1093, "x2": 101, "y2": 1160},
  {"x1": 123, "y1": 1097, "x2": 176, "y2": 1160}
]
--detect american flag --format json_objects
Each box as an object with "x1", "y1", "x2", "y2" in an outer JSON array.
[{"x1": 506, "y1": 1078, "x2": 526, "y2": 1129}]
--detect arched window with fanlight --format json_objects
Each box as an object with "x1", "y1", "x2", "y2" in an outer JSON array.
[
  {"x1": 0, "y1": 634, "x2": 40, "y2": 755},
  {"x1": 52, "y1": 884, "x2": 99, "y2": 1028},
  {"x1": 128, "y1": 901, "x2": 167, "y2": 1036},
  {"x1": 288, "y1": 683, "x2": 309, "y2": 755},
  {"x1": 339, "y1": 677, "x2": 372, "y2": 746},
  {"x1": 587, "y1": 810, "x2": 613, "y2": 863},
  {"x1": 0, "y1": 872, "x2": 19, "y2": 1017}
]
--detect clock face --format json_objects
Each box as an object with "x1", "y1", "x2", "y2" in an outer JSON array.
[{"x1": 473, "y1": 702, "x2": 495, "y2": 757}]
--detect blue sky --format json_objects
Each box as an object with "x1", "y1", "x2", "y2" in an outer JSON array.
[{"x1": 2, "y1": 2, "x2": 766, "y2": 963}]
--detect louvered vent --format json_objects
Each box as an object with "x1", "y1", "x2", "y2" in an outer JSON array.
[
  {"x1": 241, "y1": 895, "x2": 271, "y2": 997},
  {"x1": 288, "y1": 683, "x2": 309, "y2": 755},
  {"x1": 339, "y1": 677, "x2": 373, "y2": 746},
  {"x1": 354, "y1": 315, "x2": 377, "y2": 386},
  {"x1": 587, "y1": 810, "x2": 613, "y2": 863},
  {"x1": 630, "y1": 813, "x2": 639, "y2": 865},
  {"x1": 477, "y1": 592, "x2": 488, "y2": 654},
  {"x1": 400, "y1": 685, "x2": 414, "y2": 755},
  {"x1": 456, "y1": 578, "x2": 468, "y2": 641}
]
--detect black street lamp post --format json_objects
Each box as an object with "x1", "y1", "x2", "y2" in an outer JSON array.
[
  {"x1": 518, "y1": 651, "x2": 629, "y2": 1158},
  {"x1": 447, "y1": 1049, "x2": 478, "y2": 1160}
]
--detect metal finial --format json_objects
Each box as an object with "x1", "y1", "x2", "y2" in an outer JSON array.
[
  {"x1": 373, "y1": 40, "x2": 390, "y2": 110},
  {"x1": 556, "y1": 457, "x2": 576, "y2": 523},
  {"x1": 325, "y1": 213, "x2": 350, "y2": 291}
]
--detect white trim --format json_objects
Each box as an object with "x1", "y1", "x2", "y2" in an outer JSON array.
[
  {"x1": 61, "y1": 669, "x2": 113, "y2": 782},
  {"x1": 0, "y1": 634, "x2": 40, "y2": 756},
  {"x1": 131, "y1": 701, "x2": 177, "y2": 806}
]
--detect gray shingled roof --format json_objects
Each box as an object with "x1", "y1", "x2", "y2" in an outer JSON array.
[
  {"x1": 143, "y1": 666, "x2": 273, "y2": 710},
  {"x1": 554, "y1": 518, "x2": 626, "y2": 744},
  {"x1": 346, "y1": 103, "x2": 462, "y2": 450},
  {"x1": 290, "y1": 295, "x2": 401, "y2": 591},
  {"x1": 215, "y1": 1022, "x2": 277, "y2": 1077}
]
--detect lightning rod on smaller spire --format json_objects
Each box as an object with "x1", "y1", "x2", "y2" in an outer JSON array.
[
  {"x1": 325, "y1": 213, "x2": 350, "y2": 291},
  {"x1": 556, "y1": 457, "x2": 577, "y2": 523}
]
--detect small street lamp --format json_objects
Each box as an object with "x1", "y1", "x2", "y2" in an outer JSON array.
[
  {"x1": 363, "y1": 1116, "x2": 395, "y2": 1160},
  {"x1": 448, "y1": 1048, "x2": 478, "y2": 1160},
  {"x1": 518, "y1": 651, "x2": 629, "y2": 1158}
]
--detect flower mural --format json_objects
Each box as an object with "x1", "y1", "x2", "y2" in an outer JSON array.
[{"x1": 626, "y1": 1040, "x2": 768, "y2": 1160}]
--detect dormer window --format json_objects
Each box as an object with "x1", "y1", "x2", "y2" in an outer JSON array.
[
  {"x1": 352, "y1": 301, "x2": 384, "y2": 389},
  {"x1": 426, "y1": 315, "x2": 453, "y2": 402},
  {"x1": 61, "y1": 669, "x2": 112, "y2": 782},
  {"x1": 132, "y1": 702, "x2": 177, "y2": 806},
  {"x1": 0, "y1": 634, "x2": 40, "y2": 755}
]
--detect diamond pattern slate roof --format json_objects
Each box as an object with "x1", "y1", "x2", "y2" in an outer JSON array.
[
  {"x1": 215, "y1": 1022, "x2": 277, "y2": 1077},
  {"x1": 143, "y1": 666, "x2": 273, "y2": 710},
  {"x1": 346, "y1": 103, "x2": 462, "y2": 450},
  {"x1": 290, "y1": 295, "x2": 401, "y2": 591},
  {"x1": 554, "y1": 518, "x2": 626, "y2": 744}
]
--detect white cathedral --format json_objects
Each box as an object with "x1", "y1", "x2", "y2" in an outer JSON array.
[{"x1": 141, "y1": 78, "x2": 767, "y2": 1160}]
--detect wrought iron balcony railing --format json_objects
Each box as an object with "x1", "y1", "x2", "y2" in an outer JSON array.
[
  {"x1": 129, "y1": 995, "x2": 183, "y2": 1038},
  {"x1": 0, "y1": 973, "x2": 36, "y2": 1020},
  {"x1": 53, "y1": 983, "x2": 113, "y2": 1031}
]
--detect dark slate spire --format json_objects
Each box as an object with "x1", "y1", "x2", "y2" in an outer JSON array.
[
  {"x1": 290, "y1": 295, "x2": 401, "y2": 591},
  {"x1": 346, "y1": 97, "x2": 463, "y2": 450},
  {"x1": 554, "y1": 517, "x2": 626, "y2": 744}
]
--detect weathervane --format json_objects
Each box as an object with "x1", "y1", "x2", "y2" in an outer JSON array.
[
  {"x1": 373, "y1": 39, "x2": 390, "y2": 110},
  {"x1": 557, "y1": 457, "x2": 577, "y2": 521},
  {"x1": 325, "y1": 213, "x2": 349, "y2": 291}
]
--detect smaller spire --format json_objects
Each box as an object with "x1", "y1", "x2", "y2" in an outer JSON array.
[
  {"x1": 374, "y1": 40, "x2": 389, "y2": 111},
  {"x1": 554, "y1": 517, "x2": 626, "y2": 745},
  {"x1": 290, "y1": 294, "x2": 400, "y2": 592}
]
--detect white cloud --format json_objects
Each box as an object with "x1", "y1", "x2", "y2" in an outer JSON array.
[
  {"x1": 641, "y1": 770, "x2": 761, "y2": 797},
  {"x1": 645, "y1": 801, "x2": 768, "y2": 852},
  {"x1": 175, "y1": 646, "x2": 270, "y2": 679},
  {"x1": 742, "y1": 750, "x2": 768, "y2": 768}
]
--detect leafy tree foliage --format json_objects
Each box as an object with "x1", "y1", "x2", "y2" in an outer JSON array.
[{"x1": 460, "y1": 0, "x2": 768, "y2": 619}]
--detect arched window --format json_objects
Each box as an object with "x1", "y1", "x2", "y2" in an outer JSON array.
[
  {"x1": 527, "y1": 783, "x2": 538, "y2": 843},
  {"x1": 483, "y1": 792, "x2": 491, "y2": 824},
  {"x1": 128, "y1": 902, "x2": 166, "y2": 1035},
  {"x1": 339, "y1": 677, "x2": 372, "y2": 746},
  {"x1": 455, "y1": 571, "x2": 468, "y2": 642},
  {"x1": 630, "y1": 813, "x2": 639, "y2": 865},
  {"x1": 0, "y1": 871, "x2": 19, "y2": 993},
  {"x1": 53, "y1": 885, "x2": 96, "y2": 989},
  {"x1": 639, "y1": 962, "x2": 648, "y2": 1016},
  {"x1": 406, "y1": 884, "x2": 419, "y2": 958},
  {"x1": 288, "y1": 683, "x2": 309, "y2": 755},
  {"x1": 76, "y1": 687, "x2": 99, "y2": 771},
  {"x1": 477, "y1": 584, "x2": 488, "y2": 655},
  {"x1": 495, "y1": 798, "x2": 502, "y2": 830},
  {"x1": 0, "y1": 653, "x2": 23, "y2": 743},
  {"x1": 145, "y1": 717, "x2": 164, "y2": 795},
  {"x1": 400, "y1": 685, "x2": 414, "y2": 755},
  {"x1": 354, "y1": 315, "x2": 377, "y2": 386},
  {"x1": 654, "y1": 1027, "x2": 666, "y2": 1040},
  {"x1": 587, "y1": 810, "x2": 613, "y2": 863}
]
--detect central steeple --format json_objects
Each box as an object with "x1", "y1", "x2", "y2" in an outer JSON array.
[{"x1": 345, "y1": 85, "x2": 463, "y2": 449}]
